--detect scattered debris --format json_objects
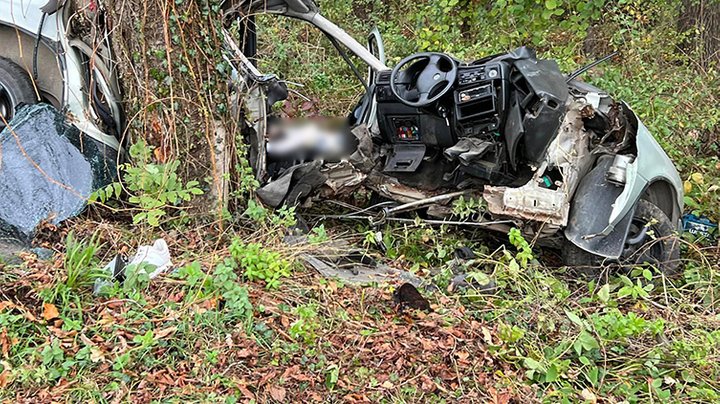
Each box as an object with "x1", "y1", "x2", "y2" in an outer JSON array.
[
  {"x1": 129, "y1": 239, "x2": 173, "y2": 278},
  {"x1": 682, "y1": 213, "x2": 717, "y2": 240},
  {"x1": 445, "y1": 247, "x2": 497, "y2": 294},
  {"x1": 303, "y1": 254, "x2": 421, "y2": 286},
  {"x1": 94, "y1": 239, "x2": 173, "y2": 294},
  {"x1": 393, "y1": 283, "x2": 431, "y2": 312},
  {"x1": 448, "y1": 273, "x2": 498, "y2": 295}
]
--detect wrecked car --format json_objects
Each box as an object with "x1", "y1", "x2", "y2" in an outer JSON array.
[
  {"x1": 223, "y1": 0, "x2": 684, "y2": 274},
  {"x1": 0, "y1": 0, "x2": 123, "y2": 245}
]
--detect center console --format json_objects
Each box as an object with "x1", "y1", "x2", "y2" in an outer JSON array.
[{"x1": 453, "y1": 62, "x2": 510, "y2": 136}]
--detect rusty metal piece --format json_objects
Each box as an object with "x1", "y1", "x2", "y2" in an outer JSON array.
[{"x1": 483, "y1": 102, "x2": 593, "y2": 228}]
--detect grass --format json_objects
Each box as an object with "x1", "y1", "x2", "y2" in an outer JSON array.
[
  {"x1": 2, "y1": 0, "x2": 720, "y2": 402},
  {"x1": 1, "y1": 216, "x2": 718, "y2": 402}
]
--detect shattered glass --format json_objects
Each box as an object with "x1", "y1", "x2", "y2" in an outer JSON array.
[{"x1": 0, "y1": 104, "x2": 118, "y2": 244}]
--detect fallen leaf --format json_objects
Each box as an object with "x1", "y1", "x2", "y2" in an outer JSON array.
[
  {"x1": 238, "y1": 384, "x2": 255, "y2": 400},
  {"x1": 42, "y1": 303, "x2": 59, "y2": 321},
  {"x1": 90, "y1": 347, "x2": 105, "y2": 363},
  {"x1": 258, "y1": 370, "x2": 277, "y2": 387},
  {"x1": 456, "y1": 350, "x2": 470, "y2": 361},
  {"x1": 0, "y1": 301, "x2": 15, "y2": 312},
  {"x1": 420, "y1": 375, "x2": 436, "y2": 392},
  {"x1": 381, "y1": 380, "x2": 394, "y2": 389},
  {"x1": 0, "y1": 329, "x2": 9, "y2": 358},
  {"x1": 580, "y1": 388, "x2": 597, "y2": 403},
  {"x1": 269, "y1": 386, "x2": 286, "y2": 401},
  {"x1": 155, "y1": 327, "x2": 177, "y2": 339}
]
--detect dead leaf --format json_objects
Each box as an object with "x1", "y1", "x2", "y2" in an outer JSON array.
[
  {"x1": 97, "y1": 312, "x2": 116, "y2": 326},
  {"x1": 43, "y1": 303, "x2": 59, "y2": 321},
  {"x1": 481, "y1": 326, "x2": 494, "y2": 344},
  {"x1": 258, "y1": 370, "x2": 277, "y2": 387},
  {"x1": 90, "y1": 347, "x2": 105, "y2": 363},
  {"x1": 0, "y1": 301, "x2": 15, "y2": 312},
  {"x1": 456, "y1": 351, "x2": 470, "y2": 361},
  {"x1": 238, "y1": 384, "x2": 255, "y2": 400},
  {"x1": 0, "y1": 328, "x2": 9, "y2": 358},
  {"x1": 236, "y1": 348, "x2": 253, "y2": 358},
  {"x1": 155, "y1": 327, "x2": 177, "y2": 339},
  {"x1": 420, "y1": 375, "x2": 436, "y2": 392},
  {"x1": 269, "y1": 386, "x2": 286, "y2": 401},
  {"x1": 580, "y1": 388, "x2": 597, "y2": 403}
]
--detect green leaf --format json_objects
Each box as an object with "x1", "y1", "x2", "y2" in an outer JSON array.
[
  {"x1": 597, "y1": 284, "x2": 610, "y2": 304},
  {"x1": 524, "y1": 357, "x2": 542, "y2": 370},
  {"x1": 565, "y1": 310, "x2": 584, "y2": 329},
  {"x1": 579, "y1": 331, "x2": 599, "y2": 351},
  {"x1": 573, "y1": 339, "x2": 583, "y2": 356},
  {"x1": 544, "y1": 364, "x2": 558, "y2": 382},
  {"x1": 113, "y1": 182, "x2": 122, "y2": 198},
  {"x1": 617, "y1": 286, "x2": 633, "y2": 299},
  {"x1": 325, "y1": 365, "x2": 340, "y2": 390},
  {"x1": 587, "y1": 366, "x2": 599, "y2": 386},
  {"x1": 545, "y1": 0, "x2": 558, "y2": 10}
]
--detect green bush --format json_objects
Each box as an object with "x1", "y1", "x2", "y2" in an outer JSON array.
[{"x1": 229, "y1": 240, "x2": 292, "y2": 289}]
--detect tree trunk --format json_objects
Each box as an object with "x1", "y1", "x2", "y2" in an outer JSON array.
[
  {"x1": 105, "y1": 0, "x2": 235, "y2": 223},
  {"x1": 679, "y1": 0, "x2": 720, "y2": 67}
]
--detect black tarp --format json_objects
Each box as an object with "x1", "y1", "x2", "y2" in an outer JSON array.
[{"x1": 0, "y1": 104, "x2": 118, "y2": 244}]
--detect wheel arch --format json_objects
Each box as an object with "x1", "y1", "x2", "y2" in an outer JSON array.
[
  {"x1": 641, "y1": 178, "x2": 682, "y2": 229},
  {"x1": 0, "y1": 23, "x2": 64, "y2": 108}
]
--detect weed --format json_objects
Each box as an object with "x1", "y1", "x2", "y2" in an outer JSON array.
[
  {"x1": 288, "y1": 304, "x2": 320, "y2": 345},
  {"x1": 451, "y1": 195, "x2": 486, "y2": 220},
  {"x1": 308, "y1": 224, "x2": 329, "y2": 244},
  {"x1": 229, "y1": 240, "x2": 292, "y2": 289},
  {"x1": 41, "y1": 232, "x2": 105, "y2": 307},
  {"x1": 92, "y1": 140, "x2": 204, "y2": 226},
  {"x1": 212, "y1": 259, "x2": 254, "y2": 326}
]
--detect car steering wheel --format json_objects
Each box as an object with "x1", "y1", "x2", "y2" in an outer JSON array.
[{"x1": 390, "y1": 52, "x2": 458, "y2": 108}]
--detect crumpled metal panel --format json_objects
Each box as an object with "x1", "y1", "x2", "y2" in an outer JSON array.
[{"x1": 483, "y1": 102, "x2": 592, "y2": 227}]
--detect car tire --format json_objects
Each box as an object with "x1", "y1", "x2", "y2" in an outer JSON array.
[
  {"x1": 0, "y1": 57, "x2": 37, "y2": 130},
  {"x1": 562, "y1": 242, "x2": 606, "y2": 279},
  {"x1": 622, "y1": 199, "x2": 681, "y2": 274},
  {"x1": 563, "y1": 199, "x2": 681, "y2": 278}
]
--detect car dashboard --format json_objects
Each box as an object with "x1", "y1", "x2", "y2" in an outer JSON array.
[{"x1": 374, "y1": 51, "x2": 568, "y2": 186}]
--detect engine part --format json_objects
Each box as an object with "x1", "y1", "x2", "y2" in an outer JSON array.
[{"x1": 606, "y1": 154, "x2": 635, "y2": 186}]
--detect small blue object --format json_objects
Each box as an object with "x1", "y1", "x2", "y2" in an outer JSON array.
[{"x1": 682, "y1": 214, "x2": 718, "y2": 239}]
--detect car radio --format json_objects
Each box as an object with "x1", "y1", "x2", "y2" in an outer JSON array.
[{"x1": 453, "y1": 62, "x2": 510, "y2": 135}]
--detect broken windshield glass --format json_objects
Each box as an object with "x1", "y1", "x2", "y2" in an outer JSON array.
[{"x1": 0, "y1": 104, "x2": 117, "y2": 245}]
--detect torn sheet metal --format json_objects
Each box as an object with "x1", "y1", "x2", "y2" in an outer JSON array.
[
  {"x1": 483, "y1": 103, "x2": 592, "y2": 227},
  {"x1": 303, "y1": 254, "x2": 421, "y2": 286},
  {"x1": 292, "y1": 235, "x2": 422, "y2": 286},
  {"x1": 319, "y1": 125, "x2": 376, "y2": 196},
  {"x1": 0, "y1": 104, "x2": 117, "y2": 243}
]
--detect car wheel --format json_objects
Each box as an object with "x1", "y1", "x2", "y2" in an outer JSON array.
[
  {"x1": 621, "y1": 199, "x2": 681, "y2": 274},
  {"x1": 563, "y1": 199, "x2": 681, "y2": 278},
  {"x1": 0, "y1": 57, "x2": 37, "y2": 131},
  {"x1": 561, "y1": 241, "x2": 607, "y2": 279}
]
